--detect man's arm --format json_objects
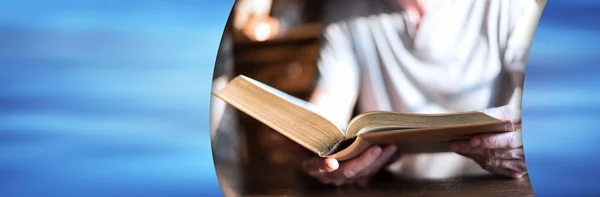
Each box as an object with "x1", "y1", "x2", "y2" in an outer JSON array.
[
  {"x1": 450, "y1": 105, "x2": 526, "y2": 178},
  {"x1": 449, "y1": 0, "x2": 545, "y2": 178},
  {"x1": 302, "y1": 20, "x2": 401, "y2": 187},
  {"x1": 309, "y1": 22, "x2": 360, "y2": 129}
]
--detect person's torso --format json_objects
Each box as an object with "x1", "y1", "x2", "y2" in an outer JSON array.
[
  {"x1": 322, "y1": 0, "x2": 526, "y2": 179},
  {"x1": 336, "y1": 0, "x2": 517, "y2": 114}
]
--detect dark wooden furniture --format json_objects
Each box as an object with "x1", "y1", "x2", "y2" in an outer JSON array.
[
  {"x1": 230, "y1": 0, "x2": 324, "y2": 168},
  {"x1": 216, "y1": 163, "x2": 535, "y2": 197},
  {"x1": 230, "y1": 24, "x2": 322, "y2": 191},
  {"x1": 228, "y1": 4, "x2": 324, "y2": 192}
]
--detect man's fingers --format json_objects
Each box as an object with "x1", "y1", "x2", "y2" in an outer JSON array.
[
  {"x1": 303, "y1": 146, "x2": 387, "y2": 186},
  {"x1": 470, "y1": 130, "x2": 523, "y2": 149},
  {"x1": 470, "y1": 156, "x2": 528, "y2": 179},
  {"x1": 349, "y1": 145, "x2": 397, "y2": 184},
  {"x1": 357, "y1": 146, "x2": 398, "y2": 188},
  {"x1": 358, "y1": 145, "x2": 397, "y2": 177},
  {"x1": 302, "y1": 157, "x2": 339, "y2": 174},
  {"x1": 452, "y1": 146, "x2": 524, "y2": 159},
  {"x1": 337, "y1": 146, "x2": 382, "y2": 178},
  {"x1": 450, "y1": 140, "x2": 473, "y2": 152},
  {"x1": 488, "y1": 148, "x2": 524, "y2": 159},
  {"x1": 333, "y1": 179, "x2": 347, "y2": 187},
  {"x1": 369, "y1": 145, "x2": 398, "y2": 175},
  {"x1": 491, "y1": 158, "x2": 528, "y2": 175},
  {"x1": 485, "y1": 159, "x2": 528, "y2": 179},
  {"x1": 309, "y1": 146, "x2": 397, "y2": 187}
]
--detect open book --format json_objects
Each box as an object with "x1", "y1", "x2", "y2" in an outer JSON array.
[{"x1": 212, "y1": 75, "x2": 514, "y2": 161}]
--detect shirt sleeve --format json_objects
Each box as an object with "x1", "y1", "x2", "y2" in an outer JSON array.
[
  {"x1": 501, "y1": 0, "x2": 545, "y2": 119},
  {"x1": 309, "y1": 21, "x2": 361, "y2": 129}
]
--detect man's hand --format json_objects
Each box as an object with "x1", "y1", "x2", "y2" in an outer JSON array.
[
  {"x1": 450, "y1": 105, "x2": 528, "y2": 178},
  {"x1": 302, "y1": 145, "x2": 397, "y2": 187},
  {"x1": 269, "y1": 130, "x2": 398, "y2": 187},
  {"x1": 450, "y1": 130, "x2": 527, "y2": 178}
]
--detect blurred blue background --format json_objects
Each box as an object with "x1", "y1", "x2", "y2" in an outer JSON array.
[
  {"x1": 524, "y1": 0, "x2": 600, "y2": 196},
  {"x1": 0, "y1": 0, "x2": 234, "y2": 196},
  {"x1": 0, "y1": 0, "x2": 598, "y2": 197}
]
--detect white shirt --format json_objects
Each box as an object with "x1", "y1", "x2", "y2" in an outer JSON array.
[{"x1": 310, "y1": 0, "x2": 543, "y2": 179}]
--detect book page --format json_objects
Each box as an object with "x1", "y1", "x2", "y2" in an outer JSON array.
[
  {"x1": 345, "y1": 111, "x2": 505, "y2": 137},
  {"x1": 245, "y1": 76, "x2": 347, "y2": 133},
  {"x1": 243, "y1": 76, "x2": 321, "y2": 113},
  {"x1": 213, "y1": 75, "x2": 345, "y2": 156},
  {"x1": 357, "y1": 120, "x2": 514, "y2": 153}
]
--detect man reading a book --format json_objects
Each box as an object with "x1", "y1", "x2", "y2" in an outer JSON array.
[{"x1": 272, "y1": 0, "x2": 544, "y2": 187}]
